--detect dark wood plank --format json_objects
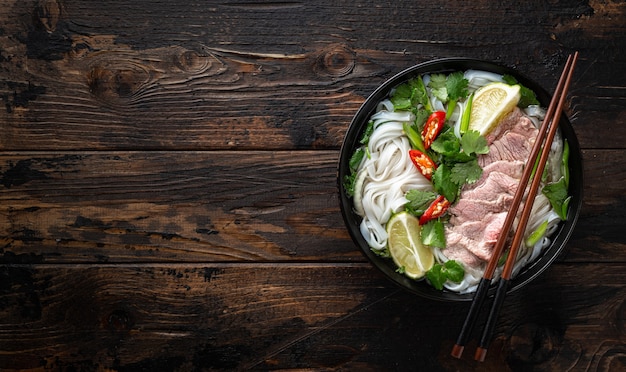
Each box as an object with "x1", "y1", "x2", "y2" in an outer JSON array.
[
  {"x1": 0, "y1": 149, "x2": 623, "y2": 264},
  {"x1": 0, "y1": 0, "x2": 624, "y2": 151},
  {"x1": 0, "y1": 151, "x2": 357, "y2": 263},
  {"x1": 0, "y1": 262, "x2": 624, "y2": 370}
]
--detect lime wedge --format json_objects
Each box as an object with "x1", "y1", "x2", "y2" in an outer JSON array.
[
  {"x1": 386, "y1": 212, "x2": 434, "y2": 279},
  {"x1": 468, "y1": 82, "x2": 521, "y2": 136}
]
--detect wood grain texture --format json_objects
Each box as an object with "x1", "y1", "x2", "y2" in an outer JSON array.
[
  {"x1": 0, "y1": 149, "x2": 623, "y2": 264},
  {"x1": 0, "y1": 263, "x2": 624, "y2": 371},
  {"x1": 0, "y1": 0, "x2": 625, "y2": 370},
  {"x1": 0, "y1": 0, "x2": 624, "y2": 150}
]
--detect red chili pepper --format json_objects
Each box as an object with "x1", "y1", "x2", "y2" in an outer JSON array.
[
  {"x1": 421, "y1": 111, "x2": 446, "y2": 150},
  {"x1": 409, "y1": 149, "x2": 437, "y2": 180},
  {"x1": 419, "y1": 195, "x2": 451, "y2": 225}
]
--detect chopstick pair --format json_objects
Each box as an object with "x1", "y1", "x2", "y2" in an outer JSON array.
[{"x1": 451, "y1": 51, "x2": 579, "y2": 361}]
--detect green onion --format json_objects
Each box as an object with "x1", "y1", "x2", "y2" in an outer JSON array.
[
  {"x1": 460, "y1": 93, "x2": 473, "y2": 133},
  {"x1": 525, "y1": 220, "x2": 549, "y2": 247},
  {"x1": 562, "y1": 139, "x2": 570, "y2": 187},
  {"x1": 403, "y1": 122, "x2": 426, "y2": 152}
]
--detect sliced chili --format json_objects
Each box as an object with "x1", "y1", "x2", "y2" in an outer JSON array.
[
  {"x1": 409, "y1": 149, "x2": 437, "y2": 181},
  {"x1": 421, "y1": 111, "x2": 446, "y2": 150},
  {"x1": 419, "y1": 195, "x2": 451, "y2": 225}
]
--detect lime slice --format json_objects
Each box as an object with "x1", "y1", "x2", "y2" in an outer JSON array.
[
  {"x1": 468, "y1": 82, "x2": 521, "y2": 136},
  {"x1": 386, "y1": 212, "x2": 434, "y2": 279}
]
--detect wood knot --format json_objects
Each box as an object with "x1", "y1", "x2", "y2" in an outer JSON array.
[
  {"x1": 313, "y1": 44, "x2": 356, "y2": 78},
  {"x1": 506, "y1": 323, "x2": 560, "y2": 365},
  {"x1": 106, "y1": 309, "x2": 134, "y2": 332},
  {"x1": 173, "y1": 48, "x2": 226, "y2": 76},
  {"x1": 36, "y1": 0, "x2": 62, "y2": 33},
  {"x1": 87, "y1": 62, "x2": 151, "y2": 103}
]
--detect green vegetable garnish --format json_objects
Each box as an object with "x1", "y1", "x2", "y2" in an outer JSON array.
[
  {"x1": 542, "y1": 177, "x2": 571, "y2": 220},
  {"x1": 428, "y1": 72, "x2": 469, "y2": 119},
  {"x1": 403, "y1": 122, "x2": 426, "y2": 153},
  {"x1": 421, "y1": 219, "x2": 446, "y2": 248},
  {"x1": 460, "y1": 93, "x2": 473, "y2": 134},
  {"x1": 390, "y1": 76, "x2": 432, "y2": 112},
  {"x1": 542, "y1": 138, "x2": 571, "y2": 220},
  {"x1": 426, "y1": 260, "x2": 465, "y2": 290},
  {"x1": 562, "y1": 140, "x2": 570, "y2": 187},
  {"x1": 526, "y1": 220, "x2": 549, "y2": 247},
  {"x1": 430, "y1": 129, "x2": 489, "y2": 203},
  {"x1": 404, "y1": 190, "x2": 438, "y2": 217},
  {"x1": 360, "y1": 120, "x2": 375, "y2": 144}
]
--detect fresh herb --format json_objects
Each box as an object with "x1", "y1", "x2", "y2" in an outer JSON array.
[
  {"x1": 360, "y1": 120, "x2": 375, "y2": 144},
  {"x1": 421, "y1": 219, "x2": 446, "y2": 248},
  {"x1": 344, "y1": 120, "x2": 375, "y2": 197},
  {"x1": 542, "y1": 138, "x2": 571, "y2": 220},
  {"x1": 403, "y1": 122, "x2": 426, "y2": 152},
  {"x1": 343, "y1": 145, "x2": 368, "y2": 197},
  {"x1": 343, "y1": 173, "x2": 357, "y2": 197},
  {"x1": 405, "y1": 190, "x2": 438, "y2": 216},
  {"x1": 430, "y1": 129, "x2": 488, "y2": 203},
  {"x1": 427, "y1": 72, "x2": 469, "y2": 119},
  {"x1": 460, "y1": 130, "x2": 489, "y2": 155},
  {"x1": 349, "y1": 148, "x2": 365, "y2": 173},
  {"x1": 426, "y1": 260, "x2": 465, "y2": 290},
  {"x1": 371, "y1": 247, "x2": 390, "y2": 258},
  {"x1": 445, "y1": 72, "x2": 469, "y2": 119},
  {"x1": 542, "y1": 177, "x2": 570, "y2": 220},
  {"x1": 432, "y1": 164, "x2": 460, "y2": 202},
  {"x1": 460, "y1": 93, "x2": 474, "y2": 134},
  {"x1": 562, "y1": 140, "x2": 570, "y2": 187},
  {"x1": 430, "y1": 128, "x2": 461, "y2": 156},
  {"x1": 428, "y1": 74, "x2": 448, "y2": 102},
  {"x1": 526, "y1": 220, "x2": 549, "y2": 247},
  {"x1": 450, "y1": 159, "x2": 483, "y2": 185},
  {"x1": 502, "y1": 74, "x2": 539, "y2": 108},
  {"x1": 414, "y1": 108, "x2": 430, "y2": 130},
  {"x1": 390, "y1": 76, "x2": 432, "y2": 112}
]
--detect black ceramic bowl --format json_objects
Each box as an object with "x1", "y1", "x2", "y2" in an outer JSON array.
[{"x1": 338, "y1": 58, "x2": 583, "y2": 302}]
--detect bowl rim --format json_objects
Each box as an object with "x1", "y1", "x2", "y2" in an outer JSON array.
[{"x1": 338, "y1": 57, "x2": 583, "y2": 302}]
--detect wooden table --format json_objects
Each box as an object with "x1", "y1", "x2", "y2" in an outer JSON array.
[{"x1": 1, "y1": 1, "x2": 624, "y2": 370}]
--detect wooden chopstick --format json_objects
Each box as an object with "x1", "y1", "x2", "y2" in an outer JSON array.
[{"x1": 451, "y1": 51, "x2": 579, "y2": 360}]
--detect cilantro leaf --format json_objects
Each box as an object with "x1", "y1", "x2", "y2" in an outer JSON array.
[
  {"x1": 430, "y1": 128, "x2": 460, "y2": 156},
  {"x1": 432, "y1": 164, "x2": 460, "y2": 203},
  {"x1": 426, "y1": 265, "x2": 446, "y2": 290},
  {"x1": 446, "y1": 71, "x2": 469, "y2": 101},
  {"x1": 442, "y1": 260, "x2": 464, "y2": 283},
  {"x1": 405, "y1": 190, "x2": 438, "y2": 216},
  {"x1": 429, "y1": 74, "x2": 448, "y2": 102},
  {"x1": 426, "y1": 260, "x2": 465, "y2": 290},
  {"x1": 390, "y1": 77, "x2": 432, "y2": 111},
  {"x1": 460, "y1": 130, "x2": 489, "y2": 155},
  {"x1": 390, "y1": 84, "x2": 413, "y2": 110},
  {"x1": 421, "y1": 219, "x2": 445, "y2": 248},
  {"x1": 450, "y1": 159, "x2": 483, "y2": 185},
  {"x1": 414, "y1": 108, "x2": 430, "y2": 130}
]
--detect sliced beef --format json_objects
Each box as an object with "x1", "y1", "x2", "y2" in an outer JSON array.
[{"x1": 443, "y1": 108, "x2": 538, "y2": 270}]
